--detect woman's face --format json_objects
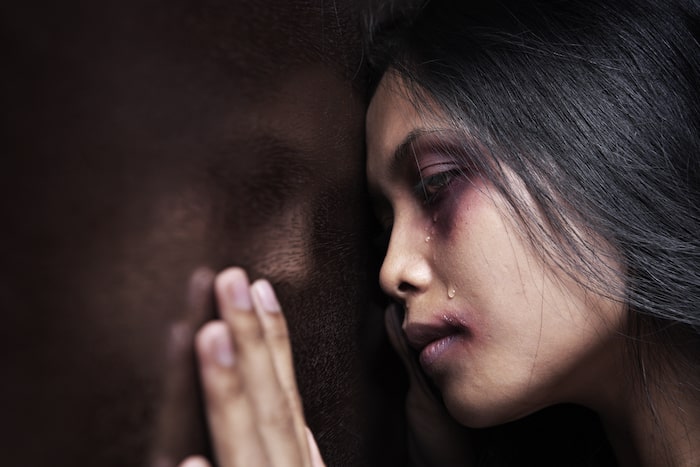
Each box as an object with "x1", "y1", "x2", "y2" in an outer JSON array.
[{"x1": 366, "y1": 74, "x2": 627, "y2": 427}]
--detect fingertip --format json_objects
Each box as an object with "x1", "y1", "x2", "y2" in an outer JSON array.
[
  {"x1": 215, "y1": 267, "x2": 253, "y2": 311},
  {"x1": 178, "y1": 455, "x2": 212, "y2": 467},
  {"x1": 190, "y1": 267, "x2": 216, "y2": 291},
  {"x1": 251, "y1": 279, "x2": 281, "y2": 313},
  {"x1": 166, "y1": 320, "x2": 193, "y2": 362},
  {"x1": 195, "y1": 321, "x2": 235, "y2": 368},
  {"x1": 187, "y1": 267, "x2": 215, "y2": 307}
]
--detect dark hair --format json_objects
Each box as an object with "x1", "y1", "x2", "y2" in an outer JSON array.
[{"x1": 366, "y1": 0, "x2": 700, "y2": 464}]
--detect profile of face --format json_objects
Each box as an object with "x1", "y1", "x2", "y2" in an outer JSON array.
[
  {"x1": 1, "y1": 2, "x2": 401, "y2": 466},
  {"x1": 366, "y1": 73, "x2": 629, "y2": 428}
]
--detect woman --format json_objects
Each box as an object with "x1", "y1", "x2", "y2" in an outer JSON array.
[{"x1": 180, "y1": 0, "x2": 700, "y2": 465}]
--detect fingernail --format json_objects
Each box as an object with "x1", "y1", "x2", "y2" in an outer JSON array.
[
  {"x1": 211, "y1": 326, "x2": 235, "y2": 367},
  {"x1": 224, "y1": 268, "x2": 252, "y2": 310},
  {"x1": 252, "y1": 280, "x2": 281, "y2": 313},
  {"x1": 187, "y1": 267, "x2": 215, "y2": 309},
  {"x1": 166, "y1": 321, "x2": 192, "y2": 361},
  {"x1": 178, "y1": 456, "x2": 211, "y2": 467}
]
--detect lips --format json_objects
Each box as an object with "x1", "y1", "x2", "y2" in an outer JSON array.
[{"x1": 404, "y1": 318, "x2": 467, "y2": 369}]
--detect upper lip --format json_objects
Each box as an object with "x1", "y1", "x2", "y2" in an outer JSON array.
[{"x1": 404, "y1": 319, "x2": 465, "y2": 352}]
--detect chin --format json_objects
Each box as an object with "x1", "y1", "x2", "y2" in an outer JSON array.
[{"x1": 441, "y1": 386, "x2": 541, "y2": 429}]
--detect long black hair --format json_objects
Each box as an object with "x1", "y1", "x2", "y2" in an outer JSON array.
[{"x1": 365, "y1": 0, "x2": 700, "y2": 464}]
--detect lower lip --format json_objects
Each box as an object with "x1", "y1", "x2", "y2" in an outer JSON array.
[{"x1": 419, "y1": 334, "x2": 461, "y2": 369}]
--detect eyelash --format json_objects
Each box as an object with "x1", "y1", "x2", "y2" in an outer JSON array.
[{"x1": 413, "y1": 168, "x2": 463, "y2": 206}]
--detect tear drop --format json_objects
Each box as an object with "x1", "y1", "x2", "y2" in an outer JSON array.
[
  {"x1": 432, "y1": 213, "x2": 439, "y2": 223},
  {"x1": 448, "y1": 288, "x2": 456, "y2": 299},
  {"x1": 425, "y1": 235, "x2": 431, "y2": 242}
]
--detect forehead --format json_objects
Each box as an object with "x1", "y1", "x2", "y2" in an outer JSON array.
[
  {"x1": 366, "y1": 74, "x2": 450, "y2": 184},
  {"x1": 367, "y1": 75, "x2": 418, "y2": 176}
]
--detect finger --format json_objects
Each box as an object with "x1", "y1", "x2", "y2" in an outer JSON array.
[
  {"x1": 214, "y1": 268, "x2": 304, "y2": 466},
  {"x1": 149, "y1": 267, "x2": 216, "y2": 467},
  {"x1": 196, "y1": 320, "x2": 269, "y2": 467},
  {"x1": 250, "y1": 279, "x2": 310, "y2": 465},
  {"x1": 178, "y1": 455, "x2": 212, "y2": 467},
  {"x1": 305, "y1": 427, "x2": 326, "y2": 467}
]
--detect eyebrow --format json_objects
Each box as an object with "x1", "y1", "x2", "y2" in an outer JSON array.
[
  {"x1": 388, "y1": 128, "x2": 435, "y2": 176},
  {"x1": 369, "y1": 127, "x2": 464, "y2": 201},
  {"x1": 367, "y1": 128, "x2": 432, "y2": 204}
]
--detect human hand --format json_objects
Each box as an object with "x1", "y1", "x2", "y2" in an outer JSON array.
[
  {"x1": 149, "y1": 268, "x2": 216, "y2": 467},
  {"x1": 385, "y1": 304, "x2": 475, "y2": 467},
  {"x1": 178, "y1": 267, "x2": 324, "y2": 467}
]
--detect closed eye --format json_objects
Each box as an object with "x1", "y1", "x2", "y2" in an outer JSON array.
[{"x1": 413, "y1": 168, "x2": 464, "y2": 205}]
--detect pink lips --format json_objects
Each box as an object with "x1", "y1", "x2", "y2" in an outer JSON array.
[
  {"x1": 404, "y1": 319, "x2": 467, "y2": 369},
  {"x1": 419, "y1": 334, "x2": 460, "y2": 368}
]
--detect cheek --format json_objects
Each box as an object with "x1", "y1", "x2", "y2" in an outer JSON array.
[
  {"x1": 432, "y1": 179, "x2": 486, "y2": 238},
  {"x1": 431, "y1": 182, "x2": 542, "y2": 332},
  {"x1": 431, "y1": 179, "x2": 509, "y2": 277}
]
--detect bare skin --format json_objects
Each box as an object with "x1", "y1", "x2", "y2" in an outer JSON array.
[
  {"x1": 178, "y1": 268, "x2": 325, "y2": 467},
  {"x1": 175, "y1": 266, "x2": 471, "y2": 467},
  {"x1": 191, "y1": 73, "x2": 700, "y2": 467},
  {"x1": 366, "y1": 73, "x2": 700, "y2": 467},
  {"x1": 1, "y1": 1, "x2": 405, "y2": 465}
]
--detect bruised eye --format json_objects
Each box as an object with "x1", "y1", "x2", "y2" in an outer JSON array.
[{"x1": 413, "y1": 168, "x2": 463, "y2": 205}]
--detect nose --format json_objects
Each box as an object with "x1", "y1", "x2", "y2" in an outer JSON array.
[{"x1": 379, "y1": 217, "x2": 432, "y2": 302}]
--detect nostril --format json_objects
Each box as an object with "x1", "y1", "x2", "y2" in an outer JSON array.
[{"x1": 398, "y1": 281, "x2": 415, "y2": 293}]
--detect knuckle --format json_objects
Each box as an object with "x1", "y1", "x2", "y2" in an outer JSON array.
[
  {"x1": 205, "y1": 373, "x2": 246, "y2": 411},
  {"x1": 266, "y1": 324, "x2": 290, "y2": 343},
  {"x1": 261, "y1": 312, "x2": 288, "y2": 333},
  {"x1": 258, "y1": 396, "x2": 294, "y2": 428},
  {"x1": 232, "y1": 315, "x2": 265, "y2": 343}
]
